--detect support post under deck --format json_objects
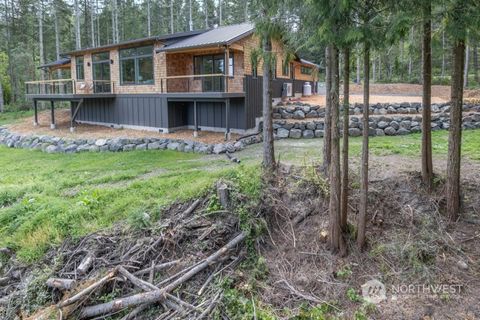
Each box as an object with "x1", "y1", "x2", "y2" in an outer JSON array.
[
  {"x1": 33, "y1": 100, "x2": 38, "y2": 126},
  {"x1": 50, "y1": 101, "x2": 56, "y2": 129},
  {"x1": 193, "y1": 100, "x2": 198, "y2": 137},
  {"x1": 225, "y1": 98, "x2": 231, "y2": 141}
]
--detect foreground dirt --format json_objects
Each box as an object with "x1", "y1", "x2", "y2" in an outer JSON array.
[{"x1": 7, "y1": 109, "x2": 238, "y2": 144}]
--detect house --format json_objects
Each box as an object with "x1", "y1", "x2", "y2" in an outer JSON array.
[{"x1": 26, "y1": 23, "x2": 319, "y2": 138}]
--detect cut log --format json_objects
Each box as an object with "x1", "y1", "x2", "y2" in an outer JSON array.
[
  {"x1": 0, "y1": 248, "x2": 12, "y2": 256},
  {"x1": 217, "y1": 182, "x2": 230, "y2": 209},
  {"x1": 77, "y1": 253, "x2": 95, "y2": 275},
  {"x1": 58, "y1": 268, "x2": 117, "y2": 308},
  {"x1": 183, "y1": 199, "x2": 201, "y2": 216},
  {"x1": 79, "y1": 232, "x2": 246, "y2": 319},
  {"x1": 46, "y1": 278, "x2": 77, "y2": 291}
]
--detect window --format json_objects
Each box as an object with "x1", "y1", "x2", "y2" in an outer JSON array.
[
  {"x1": 120, "y1": 45, "x2": 154, "y2": 85},
  {"x1": 282, "y1": 60, "x2": 289, "y2": 77},
  {"x1": 75, "y1": 56, "x2": 84, "y2": 80},
  {"x1": 92, "y1": 51, "x2": 111, "y2": 80},
  {"x1": 193, "y1": 54, "x2": 228, "y2": 92},
  {"x1": 228, "y1": 54, "x2": 234, "y2": 77},
  {"x1": 301, "y1": 66, "x2": 312, "y2": 75}
]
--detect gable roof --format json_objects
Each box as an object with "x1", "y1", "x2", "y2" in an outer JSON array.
[
  {"x1": 63, "y1": 29, "x2": 206, "y2": 55},
  {"x1": 157, "y1": 23, "x2": 255, "y2": 52},
  {"x1": 38, "y1": 57, "x2": 71, "y2": 69}
]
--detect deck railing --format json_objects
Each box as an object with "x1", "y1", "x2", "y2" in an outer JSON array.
[
  {"x1": 160, "y1": 74, "x2": 244, "y2": 94},
  {"x1": 25, "y1": 79, "x2": 76, "y2": 95},
  {"x1": 25, "y1": 79, "x2": 115, "y2": 95}
]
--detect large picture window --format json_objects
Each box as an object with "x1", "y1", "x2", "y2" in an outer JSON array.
[
  {"x1": 193, "y1": 52, "x2": 233, "y2": 92},
  {"x1": 120, "y1": 45, "x2": 154, "y2": 85},
  {"x1": 75, "y1": 56, "x2": 84, "y2": 80},
  {"x1": 92, "y1": 52, "x2": 110, "y2": 81}
]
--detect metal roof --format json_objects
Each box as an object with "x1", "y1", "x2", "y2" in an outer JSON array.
[
  {"x1": 63, "y1": 29, "x2": 206, "y2": 55},
  {"x1": 299, "y1": 59, "x2": 320, "y2": 68},
  {"x1": 38, "y1": 57, "x2": 71, "y2": 69},
  {"x1": 157, "y1": 23, "x2": 255, "y2": 52}
]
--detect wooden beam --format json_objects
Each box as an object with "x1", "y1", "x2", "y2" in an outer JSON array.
[
  {"x1": 224, "y1": 47, "x2": 230, "y2": 93},
  {"x1": 70, "y1": 99, "x2": 84, "y2": 132}
]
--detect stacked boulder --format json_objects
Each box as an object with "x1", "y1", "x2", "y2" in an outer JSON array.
[{"x1": 0, "y1": 127, "x2": 261, "y2": 155}]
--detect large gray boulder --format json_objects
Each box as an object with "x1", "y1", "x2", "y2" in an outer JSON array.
[
  {"x1": 348, "y1": 128, "x2": 362, "y2": 137},
  {"x1": 289, "y1": 128, "x2": 302, "y2": 139},
  {"x1": 303, "y1": 130, "x2": 314, "y2": 139},
  {"x1": 384, "y1": 126, "x2": 396, "y2": 136},
  {"x1": 293, "y1": 110, "x2": 305, "y2": 119},
  {"x1": 276, "y1": 128, "x2": 290, "y2": 139}
]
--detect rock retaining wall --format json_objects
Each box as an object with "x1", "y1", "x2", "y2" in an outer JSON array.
[
  {"x1": 0, "y1": 127, "x2": 261, "y2": 155},
  {"x1": 273, "y1": 102, "x2": 480, "y2": 119},
  {"x1": 274, "y1": 112, "x2": 480, "y2": 139}
]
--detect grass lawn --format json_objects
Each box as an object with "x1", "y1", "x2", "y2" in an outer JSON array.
[
  {"x1": 0, "y1": 110, "x2": 479, "y2": 262},
  {"x1": 0, "y1": 148, "x2": 255, "y2": 262},
  {"x1": 0, "y1": 110, "x2": 33, "y2": 126}
]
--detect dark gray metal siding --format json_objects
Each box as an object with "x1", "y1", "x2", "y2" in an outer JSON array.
[
  {"x1": 168, "y1": 98, "x2": 246, "y2": 130},
  {"x1": 76, "y1": 95, "x2": 169, "y2": 128},
  {"x1": 245, "y1": 76, "x2": 263, "y2": 129}
]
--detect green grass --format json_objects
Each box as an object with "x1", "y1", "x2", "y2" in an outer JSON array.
[
  {"x1": 0, "y1": 147, "x2": 243, "y2": 261},
  {"x1": 348, "y1": 130, "x2": 480, "y2": 160},
  {"x1": 0, "y1": 110, "x2": 33, "y2": 125}
]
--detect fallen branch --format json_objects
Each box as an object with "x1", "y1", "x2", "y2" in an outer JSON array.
[
  {"x1": 46, "y1": 278, "x2": 77, "y2": 291},
  {"x1": 0, "y1": 277, "x2": 10, "y2": 286},
  {"x1": 79, "y1": 232, "x2": 246, "y2": 319},
  {"x1": 58, "y1": 268, "x2": 117, "y2": 308},
  {"x1": 133, "y1": 260, "x2": 180, "y2": 277}
]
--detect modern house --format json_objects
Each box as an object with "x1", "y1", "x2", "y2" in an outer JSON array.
[{"x1": 26, "y1": 23, "x2": 319, "y2": 137}]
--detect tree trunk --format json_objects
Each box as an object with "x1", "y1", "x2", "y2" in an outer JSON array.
[
  {"x1": 204, "y1": 0, "x2": 208, "y2": 28},
  {"x1": 219, "y1": 0, "x2": 223, "y2": 26},
  {"x1": 474, "y1": 45, "x2": 479, "y2": 84},
  {"x1": 356, "y1": 53, "x2": 361, "y2": 84},
  {"x1": 408, "y1": 27, "x2": 414, "y2": 80},
  {"x1": 357, "y1": 43, "x2": 370, "y2": 250},
  {"x1": 446, "y1": 40, "x2": 465, "y2": 221},
  {"x1": 372, "y1": 55, "x2": 376, "y2": 83},
  {"x1": 75, "y1": 0, "x2": 81, "y2": 49},
  {"x1": 464, "y1": 45, "x2": 469, "y2": 88},
  {"x1": 328, "y1": 45, "x2": 346, "y2": 255},
  {"x1": 188, "y1": 0, "x2": 193, "y2": 31},
  {"x1": 54, "y1": 4, "x2": 62, "y2": 79},
  {"x1": 0, "y1": 80, "x2": 4, "y2": 113},
  {"x1": 378, "y1": 55, "x2": 381, "y2": 81},
  {"x1": 323, "y1": 45, "x2": 332, "y2": 174},
  {"x1": 38, "y1": 2, "x2": 45, "y2": 82},
  {"x1": 90, "y1": 0, "x2": 95, "y2": 46},
  {"x1": 147, "y1": 0, "x2": 151, "y2": 36},
  {"x1": 341, "y1": 47, "x2": 350, "y2": 231},
  {"x1": 244, "y1": 0, "x2": 248, "y2": 22},
  {"x1": 421, "y1": 1, "x2": 433, "y2": 192},
  {"x1": 170, "y1": 0, "x2": 174, "y2": 33},
  {"x1": 441, "y1": 31, "x2": 446, "y2": 78},
  {"x1": 96, "y1": 0, "x2": 100, "y2": 45},
  {"x1": 262, "y1": 36, "x2": 275, "y2": 171}
]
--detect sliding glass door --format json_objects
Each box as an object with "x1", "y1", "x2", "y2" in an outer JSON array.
[{"x1": 194, "y1": 54, "x2": 225, "y2": 92}]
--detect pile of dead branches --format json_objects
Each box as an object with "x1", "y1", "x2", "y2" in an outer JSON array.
[{"x1": 1, "y1": 191, "x2": 248, "y2": 319}]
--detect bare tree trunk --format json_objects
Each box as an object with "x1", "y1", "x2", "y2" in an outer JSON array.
[
  {"x1": 74, "y1": 0, "x2": 81, "y2": 49},
  {"x1": 421, "y1": 1, "x2": 433, "y2": 192},
  {"x1": 464, "y1": 45, "x2": 469, "y2": 88},
  {"x1": 204, "y1": 0, "x2": 208, "y2": 28},
  {"x1": 357, "y1": 43, "x2": 370, "y2": 250},
  {"x1": 244, "y1": 0, "x2": 248, "y2": 22},
  {"x1": 0, "y1": 80, "x2": 4, "y2": 112},
  {"x1": 54, "y1": 3, "x2": 62, "y2": 79},
  {"x1": 90, "y1": 0, "x2": 95, "y2": 46},
  {"x1": 170, "y1": 0, "x2": 174, "y2": 33},
  {"x1": 408, "y1": 27, "x2": 414, "y2": 80},
  {"x1": 323, "y1": 45, "x2": 332, "y2": 174},
  {"x1": 96, "y1": 0, "x2": 100, "y2": 45},
  {"x1": 219, "y1": 0, "x2": 223, "y2": 26},
  {"x1": 328, "y1": 45, "x2": 346, "y2": 255},
  {"x1": 446, "y1": 40, "x2": 465, "y2": 221},
  {"x1": 341, "y1": 47, "x2": 350, "y2": 232},
  {"x1": 441, "y1": 31, "x2": 446, "y2": 78},
  {"x1": 474, "y1": 45, "x2": 479, "y2": 84},
  {"x1": 377, "y1": 55, "x2": 381, "y2": 82},
  {"x1": 147, "y1": 0, "x2": 151, "y2": 36},
  {"x1": 262, "y1": 36, "x2": 275, "y2": 171},
  {"x1": 188, "y1": 0, "x2": 193, "y2": 31},
  {"x1": 356, "y1": 53, "x2": 361, "y2": 84},
  {"x1": 38, "y1": 2, "x2": 45, "y2": 81},
  {"x1": 372, "y1": 54, "x2": 376, "y2": 83}
]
